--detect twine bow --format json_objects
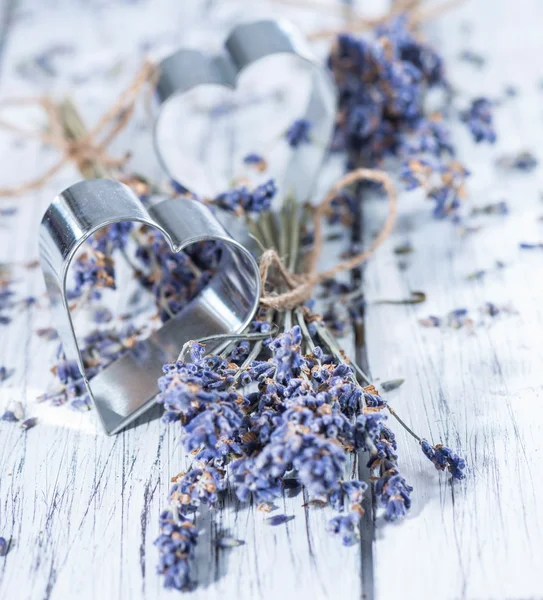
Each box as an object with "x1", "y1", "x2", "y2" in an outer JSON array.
[{"x1": 259, "y1": 168, "x2": 397, "y2": 310}]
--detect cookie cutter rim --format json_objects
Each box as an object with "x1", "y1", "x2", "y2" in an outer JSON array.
[
  {"x1": 152, "y1": 18, "x2": 337, "y2": 203},
  {"x1": 39, "y1": 178, "x2": 261, "y2": 435}
]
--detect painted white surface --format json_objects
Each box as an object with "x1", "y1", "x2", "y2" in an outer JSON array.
[{"x1": 0, "y1": 1, "x2": 542, "y2": 599}]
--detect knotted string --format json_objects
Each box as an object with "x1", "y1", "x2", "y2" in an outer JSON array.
[
  {"x1": 0, "y1": 60, "x2": 156, "y2": 197},
  {"x1": 259, "y1": 168, "x2": 397, "y2": 310}
]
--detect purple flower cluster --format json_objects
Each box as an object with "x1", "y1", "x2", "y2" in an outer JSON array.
[
  {"x1": 421, "y1": 440, "x2": 466, "y2": 480},
  {"x1": 214, "y1": 179, "x2": 277, "y2": 213},
  {"x1": 243, "y1": 153, "x2": 267, "y2": 172},
  {"x1": 42, "y1": 325, "x2": 148, "y2": 409},
  {"x1": 68, "y1": 223, "x2": 133, "y2": 300},
  {"x1": 155, "y1": 510, "x2": 198, "y2": 592},
  {"x1": 155, "y1": 323, "x2": 439, "y2": 588},
  {"x1": 328, "y1": 15, "x2": 495, "y2": 218},
  {"x1": 134, "y1": 228, "x2": 220, "y2": 323}
]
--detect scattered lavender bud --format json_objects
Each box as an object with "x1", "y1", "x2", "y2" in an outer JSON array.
[
  {"x1": 497, "y1": 151, "x2": 538, "y2": 172},
  {"x1": 217, "y1": 537, "x2": 245, "y2": 548},
  {"x1": 0, "y1": 537, "x2": 8, "y2": 556},
  {"x1": 0, "y1": 366, "x2": 13, "y2": 382},
  {"x1": 447, "y1": 308, "x2": 472, "y2": 329},
  {"x1": 266, "y1": 515, "x2": 294, "y2": 526},
  {"x1": 419, "y1": 316, "x2": 441, "y2": 327},
  {"x1": 0, "y1": 207, "x2": 17, "y2": 217},
  {"x1": 471, "y1": 201, "x2": 509, "y2": 216},
  {"x1": 460, "y1": 97, "x2": 496, "y2": 144},
  {"x1": 1, "y1": 410, "x2": 18, "y2": 423},
  {"x1": 20, "y1": 417, "x2": 37, "y2": 430},
  {"x1": 243, "y1": 153, "x2": 267, "y2": 172},
  {"x1": 285, "y1": 119, "x2": 312, "y2": 147},
  {"x1": 1, "y1": 401, "x2": 24, "y2": 422},
  {"x1": 483, "y1": 302, "x2": 500, "y2": 317},
  {"x1": 467, "y1": 269, "x2": 487, "y2": 281},
  {"x1": 381, "y1": 379, "x2": 405, "y2": 392},
  {"x1": 35, "y1": 327, "x2": 59, "y2": 341},
  {"x1": 504, "y1": 85, "x2": 518, "y2": 97},
  {"x1": 520, "y1": 242, "x2": 543, "y2": 249},
  {"x1": 458, "y1": 49, "x2": 486, "y2": 67}
]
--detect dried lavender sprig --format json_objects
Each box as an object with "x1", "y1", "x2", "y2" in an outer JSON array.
[
  {"x1": 313, "y1": 318, "x2": 371, "y2": 385},
  {"x1": 387, "y1": 405, "x2": 421, "y2": 443},
  {"x1": 177, "y1": 332, "x2": 270, "y2": 362}
]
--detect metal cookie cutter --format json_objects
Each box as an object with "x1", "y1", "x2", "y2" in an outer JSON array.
[
  {"x1": 153, "y1": 19, "x2": 337, "y2": 202},
  {"x1": 39, "y1": 179, "x2": 261, "y2": 434}
]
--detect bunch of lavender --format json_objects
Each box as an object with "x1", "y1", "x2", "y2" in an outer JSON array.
[
  {"x1": 328, "y1": 15, "x2": 496, "y2": 218},
  {"x1": 155, "y1": 314, "x2": 464, "y2": 590},
  {"x1": 155, "y1": 168, "x2": 464, "y2": 591}
]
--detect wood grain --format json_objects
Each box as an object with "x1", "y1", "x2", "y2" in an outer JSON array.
[{"x1": 1, "y1": 1, "x2": 542, "y2": 599}]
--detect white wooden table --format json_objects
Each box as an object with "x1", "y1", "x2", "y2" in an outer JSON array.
[{"x1": 1, "y1": 1, "x2": 543, "y2": 599}]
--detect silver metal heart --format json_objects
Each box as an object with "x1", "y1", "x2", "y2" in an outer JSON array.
[
  {"x1": 39, "y1": 179, "x2": 260, "y2": 434},
  {"x1": 153, "y1": 19, "x2": 337, "y2": 203}
]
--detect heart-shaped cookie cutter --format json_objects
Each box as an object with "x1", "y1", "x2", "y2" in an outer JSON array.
[
  {"x1": 39, "y1": 179, "x2": 260, "y2": 434},
  {"x1": 153, "y1": 19, "x2": 337, "y2": 202}
]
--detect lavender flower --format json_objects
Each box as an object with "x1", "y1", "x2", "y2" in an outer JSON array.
[
  {"x1": 155, "y1": 321, "x2": 461, "y2": 589},
  {"x1": 0, "y1": 537, "x2": 8, "y2": 556},
  {"x1": 243, "y1": 153, "x2": 267, "y2": 172},
  {"x1": 155, "y1": 510, "x2": 198, "y2": 592},
  {"x1": 461, "y1": 97, "x2": 496, "y2": 143},
  {"x1": 266, "y1": 514, "x2": 294, "y2": 526},
  {"x1": 0, "y1": 366, "x2": 12, "y2": 382},
  {"x1": 70, "y1": 249, "x2": 116, "y2": 299},
  {"x1": 421, "y1": 440, "x2": 466, "y2": 480},
  {"x1": 285, "y1": 119, "x2": 312, "y2": 147},
  {"x1": 375, "y1": 463, "x2": 413, "y2": 521},
  {"x1": 327, "y1": 510, "x2": 362, "y2": 546},
  {"x1": 497, "y1": 151, "x2": 538, "y2": 172},
  {"x1": 328, "y1": 16, "x2": 488, "y2": 218},
  {"x1": 214, "y1": 180, "x2": 277, "y2": 213},
  {"x1": 20, "y1": 417, "x2": 37, "y2": 430}
]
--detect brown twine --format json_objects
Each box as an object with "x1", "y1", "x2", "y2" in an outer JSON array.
[
  {"x1": 259, "y1": 168, "x2": 397, "y2": 311},
  {"x1": 273, "y1": 0, "x2": 463, "y2": 40},
  {"x1": 0, "y1": 60, "x2": 156, "y2": 198}
]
